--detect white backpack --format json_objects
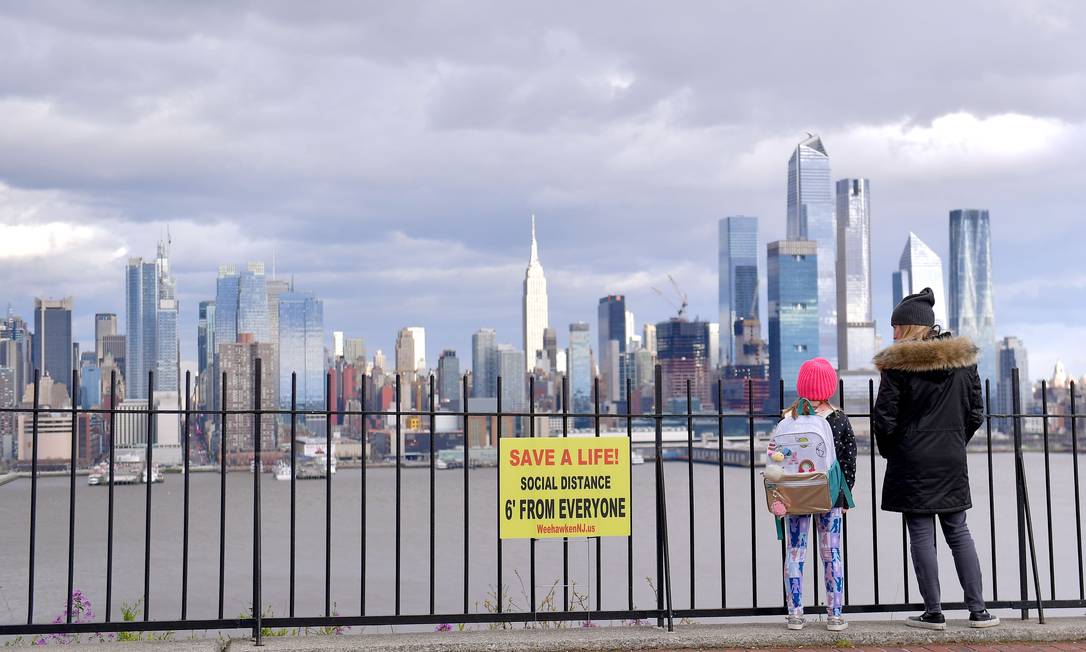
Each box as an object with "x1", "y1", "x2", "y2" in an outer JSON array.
[{"x1": 768, "y1": 411, "x2": 836, "y2": 474}]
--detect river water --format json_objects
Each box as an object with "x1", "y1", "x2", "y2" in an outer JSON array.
[{"x1": 0, "y1": 452, "x2": 1080, "y2": 628}]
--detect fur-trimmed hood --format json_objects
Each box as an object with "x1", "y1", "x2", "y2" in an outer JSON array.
[{"x1": 872, "y1": 336, "x2": 979, "y2": 373}]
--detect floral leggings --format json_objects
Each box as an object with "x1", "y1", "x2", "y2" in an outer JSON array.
[{"x1": 784, "y1": 508, "x2": 844, "y2": 617}]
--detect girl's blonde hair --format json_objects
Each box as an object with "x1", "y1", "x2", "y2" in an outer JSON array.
[{"x1": 781, "y1": 397, "x2": 837, "y2": 419}]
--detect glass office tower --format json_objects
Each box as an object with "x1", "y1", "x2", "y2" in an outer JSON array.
[
  {"x1": 835, "y1": 178, "x2": 876, "y2": 370},
  {"x1": 768, "y1": 241, "x2": 819, "y2": 405},
  {"x1": 949, "y1": 209, "x2": 996, "y2": 383},
  {"x1": 718, "y1": 215, "x2": 759, "y2": 367},
  {"x1": 786, "y1": 135, "x2": 836, "y2": 367},
  {"x1": 278, "y1": 291, "x2": 325, "y2": 411},
  {"x1": 892, "y1": 232, "x2": 947, "y2": 328}
]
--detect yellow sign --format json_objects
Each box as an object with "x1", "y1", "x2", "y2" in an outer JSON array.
[
  {"x1": 406, "y1": 416, "x2": 421, "y2": 430},
  {"x1": 499, "y1": 436, "x2": 631, "y2": 539}
]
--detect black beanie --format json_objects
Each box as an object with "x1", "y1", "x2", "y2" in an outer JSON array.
[{"x1": 892, "y1": 287, "x2": 936, "y2": 327}]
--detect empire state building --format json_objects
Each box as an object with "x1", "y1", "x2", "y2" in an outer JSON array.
[{"x1": 522, "y1": 215, "x2": 549, "y2": 372}]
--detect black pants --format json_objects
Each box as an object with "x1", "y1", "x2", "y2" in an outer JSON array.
[{"x1": 904, "y1": 511, "x2": 986, "y2": 613}]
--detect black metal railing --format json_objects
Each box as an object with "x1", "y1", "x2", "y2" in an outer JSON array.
[{"x1": 0, "y1": 363, "x2": 1079, "y2": 642}]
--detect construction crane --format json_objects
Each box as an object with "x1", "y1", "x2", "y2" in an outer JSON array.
[{"x1": 651, "y1": 274, "x2": 688, "y2": 319}]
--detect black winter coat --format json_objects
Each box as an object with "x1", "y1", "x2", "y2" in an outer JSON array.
[{"x1": 871, "y1": 336, "x2": 985, "y2": 514}]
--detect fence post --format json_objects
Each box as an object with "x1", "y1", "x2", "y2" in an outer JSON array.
[
  {"x1": 253, "y1": 358, "x2": 263, "y2": 645},
  {"x1": 1012, "y1": 368, "x2": 1045, "y2": 623},
  {"x1": 66, "y1": 368, "x2": 78, "y2": 624},
  {"x1": 27, "y1": 369, "x2": 39, "y2": 625},
  {"x1": 143, "y1": 370, "x2": 154, "y2": 621},
  {"x1": 654, "y1": 365, "x2": 663, "y2": 628}
]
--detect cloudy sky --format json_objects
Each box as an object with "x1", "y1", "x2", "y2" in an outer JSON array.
[{"x1": 1, "y1": 1, "x2": 1084, "y2": 382}]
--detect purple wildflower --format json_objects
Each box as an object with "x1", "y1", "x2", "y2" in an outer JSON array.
[{"x1": 435, "y1": 623, "x2": 453, "y2": 632}]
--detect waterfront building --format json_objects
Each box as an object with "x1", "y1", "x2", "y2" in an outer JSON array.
[
  {"x1": 718, "y1": 216, "x2": 759, "y2": 366},
  {"x1": 891, "y1": 232, "x2": 947, "y2": 328},
  {"x1": 835, "y1": 178, "x2": 876, "y2": 371},
  {"x1": 218, "y1": 335, "x2": 278, "y2": 452},
  {"x1": 522, "y1": 215, "x2": 549, "y2": 372},
  {"x1": 787, "y1": 135, "x2": 836, "y2": 366},
  {"x1": 768, "y1": 240, "x2": 819, "y2": 405},
  {"x1": 949, "y1": 209, "x2": 997, "y2": 382},
  {"x1": 32, "y1": 297, "x2": 74, "y2": 395}
]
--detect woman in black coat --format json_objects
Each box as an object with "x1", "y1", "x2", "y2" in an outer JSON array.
[{"x1": 872, "y1": 288, "x2": 999, "y2": 630}]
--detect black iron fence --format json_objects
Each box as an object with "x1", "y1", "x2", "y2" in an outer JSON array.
[{"x1": 0, "y1": 364, "x2": 1080, "y2": 642}]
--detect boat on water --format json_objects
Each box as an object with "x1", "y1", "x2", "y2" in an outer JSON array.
[
  {"x1": 273, "y1": 460, "x2": 292, "y2": 481},
  {"x1": 275, "y1": 455, "x2": 333, "y2": 480},
  {"x1": 87, "y1": 454, "x2": 163, "y2": 485},
  {"x1": 630, "y1": 451, "x2": 645, "y2": 465}
]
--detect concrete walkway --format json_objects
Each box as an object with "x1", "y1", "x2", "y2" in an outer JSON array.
[{"x1": 221, "y1": 617, "x2": 1086, "y2": 652}]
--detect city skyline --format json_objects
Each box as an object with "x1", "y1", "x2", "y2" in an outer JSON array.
[{"x1": 1, "y1": 3, "x2": 1084, "y2": 381}]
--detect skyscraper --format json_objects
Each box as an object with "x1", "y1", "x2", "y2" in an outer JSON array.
[
  {"x1": 497, "y1": 346, "x2": 527, "y2": 413},
  {"x1": 568, "y1": 322, "x2": 592, "y2": 415},
  {"x1": 396, "y1": 327, "x2": 419, "y2": 375},
  {"x1": 787, "y1": 135, "x2": 836, "y2": 366},
  {"x1": 278, "y1": 291, "x2": 325, "y2": 412},
  {"x1": 126, "y1": 257, "x2": 157, "y2": 398},
  {"x1": 891, "y1": 232, "x2": 947, "y2": 328},
  {"x1": 437, "y1": 349, "x2": 461, "y2": 410},
  {"x1": 642, "y1": 323, "x2": 657, "y2": 354},
  {"x1": 1, "y1": 312, "x2": 32, "y2": 396},
  {"x1": 32, "y1": 298, "x2": 74, "y2": 394},
  {"x1": 522, "y1": 215, "x2": 549, "y2": 372},
  {"x1": 237, "y1": 262, "x2": 270, "y2": 342},
  {"x1": 542, "y1": 327, "x2": 558, "y2": 374},
  {"x1": 655, "y1": 318, "x2": 712, "y2": 406},
  {"x1": 768, "y1": 241, "x2": 819, "y2": 404},
  {"x1": 197, "y1": 300, "x2": 215, "y2": 376},
  {"x1": 344, "y1": 338, "x2": 366, "y2": 364},
  {"x1": 266, "y1": 278, "x2": 290, "y2": 338},
  {"x1": 707, "y1": 323, "x2": 720, "y2": 369},
  {"x1": 949, "y1": 209, "x2": 997, "y2": 382},
  {"x1": 214, "y1": 266, "x2": 240, "y2": 346},
  {"x1": 598, "y1": 295, "x2": 627, "y2": 403},
  {"x1": 835, "y1": 178, "x2": 876, "y2": 371},
  {"x1": 471, "y1": 328, "x2": 497, "y2": 399},
  {"x1": 718, "y1": 216, "x2": 759, "y2": 366},
  {"x1": 407, "y1": 327, "x2": 426, "y2": 371},
  {"x1": 155, "y1": 238, "x2": 179, "y2": 392},
  {"x1": 996, "y1": 336, "x2": 1030, "y2": 432},
  {"x1": 94, "y1": 313, "x2": 117, "y2": 363}
]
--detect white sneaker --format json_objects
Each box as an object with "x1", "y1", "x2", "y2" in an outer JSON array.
[
  {"x1": 827, "y1": 616, "x2": 848, "y2": 631},
  {"x1": 786, "y1": 615, "x2": 806, "y2": 630}
]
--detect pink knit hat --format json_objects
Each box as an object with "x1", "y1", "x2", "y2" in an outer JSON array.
[{"x1": 796, "y1": 357, "x2": 837, "y2": 401}]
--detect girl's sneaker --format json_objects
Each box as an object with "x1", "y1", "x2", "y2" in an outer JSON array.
[
  {"x1": 827, "y1": 616, "x2": 848, "y2": 632},
  {"x1": 969, "y1": 610, "x2": 1000, "y2": 628},
  {"x1": 786, "y1": 616, "x2": 806, "y2": 630}
]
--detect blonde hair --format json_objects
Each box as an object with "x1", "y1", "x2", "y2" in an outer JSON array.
[
  {"x1": 781, "y1": 397, "x2": 837, "y2": 419},
  {"x1": 895, "y1": 324, "x2": 941, "y2": 342}
]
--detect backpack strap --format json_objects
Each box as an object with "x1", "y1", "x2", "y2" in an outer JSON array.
[
  {"x1": 828, "y1": 460, "x2": 855, "y2": 509},
  {"x1": 797, "y1": 398, "x2": 814, "y2": 415}
]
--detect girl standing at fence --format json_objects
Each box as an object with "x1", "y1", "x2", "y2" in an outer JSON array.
[
  {"x1": 872, "y1": 287, "x2": 999, "y2": 629},
  {"x1": 777, "y1": 358, "x2": 856, "y2": 631}
]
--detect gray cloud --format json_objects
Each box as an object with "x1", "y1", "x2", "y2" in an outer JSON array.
[{"x1": 0, "y1": 0, "x2": 1084, "y2": 380}]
